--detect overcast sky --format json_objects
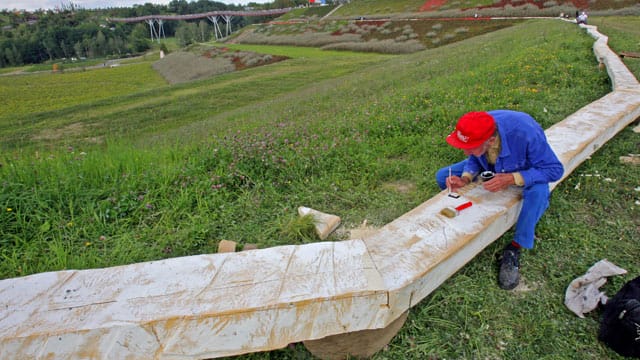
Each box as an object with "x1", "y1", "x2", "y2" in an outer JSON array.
[{"x1": 1, "y1": 0, "x2": 272, "y2": 11}]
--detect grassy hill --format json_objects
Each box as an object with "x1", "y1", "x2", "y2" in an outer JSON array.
[
  {"x1": 297, "y1": 0, "x2": 640, "y2": 18},
  {"x1": 228, "y1": 0, "x2": 639, "y2": 56},
  {"x1": 0, "y1": 1, "x2": 639, "y2": 358}
]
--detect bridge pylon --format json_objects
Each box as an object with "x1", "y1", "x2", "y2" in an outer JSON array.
[{"x1": 145, "y1": 18, "x2": 166, "y2": 43}]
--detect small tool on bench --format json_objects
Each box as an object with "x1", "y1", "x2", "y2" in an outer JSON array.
[
  {"x1": 447, "y1": 167, "x2": 461, "y2": 199},
  {"x1": 440, "y1": 201, "x2": 473, "y2": 218}
]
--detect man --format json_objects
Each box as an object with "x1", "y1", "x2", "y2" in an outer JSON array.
[
  {"x1": 577, "y1": 11, "x2": 588, "y2": 25},
  {"x1": 436, "y1": 110, "x2": 564, "y2": 290}
]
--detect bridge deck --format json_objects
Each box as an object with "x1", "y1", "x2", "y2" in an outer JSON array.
[{"x1": 106, "y1": 8, "x2": 293, "y2": 23}]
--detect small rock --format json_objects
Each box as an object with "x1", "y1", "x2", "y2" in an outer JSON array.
[
  {"x1": 243, "y1": 243, "x2": 258, "y2": 251},
  {"x1": 218, "y1": 240, "x2": 237, "y2": 253},
  {"x1": 297, "y1": 206, "x2": 341, "y2": 240},
  {"x1": 619, "y1": 154, "x2": 640, "y2": 165}
]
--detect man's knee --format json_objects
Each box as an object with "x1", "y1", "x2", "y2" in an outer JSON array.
[
  {"x1": 523, "y1": 183, "x2": 550, "y2": 201},
  {"x1": 523, "y1": 183, "x2": 551, "y2": 215}
]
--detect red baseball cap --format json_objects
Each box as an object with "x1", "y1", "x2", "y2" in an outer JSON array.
[{"x1": 446, "y1": 112, "x2": 496, "y2": 149}]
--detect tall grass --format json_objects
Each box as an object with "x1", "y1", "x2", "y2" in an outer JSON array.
[
  {"x1": 0, "y1": 18, "x2": 638, "y2": 359},
  {"x1": 0, "y1": 19, "x2": 612, "y2": 274},
  {"x1": 239, "y1": 19, "x2": 518, "y2": 52}
]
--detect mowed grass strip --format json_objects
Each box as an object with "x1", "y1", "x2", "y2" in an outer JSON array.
[
  {"x1": 335, "y1": 0, "x2": 428, "y2": 15},
  {"x1": 0, "y1": 62, "x2": 165, "y2": 119},
  {"x1": 0, "y1": 48, "x2": 388, "y2": 150}
]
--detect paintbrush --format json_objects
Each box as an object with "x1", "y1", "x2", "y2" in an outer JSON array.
[
  {"x1": 440, "y1": 201, "x2": 473, "y2": 218},
  {"x1": 447, "y1": 167, "x2": 460, "y2": 198}
]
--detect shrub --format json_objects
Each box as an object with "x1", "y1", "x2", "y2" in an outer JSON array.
[
  {"x1": 443, "y1": 33, "x2": 456, "y2": 40},
  {"x1": 152, "y1": 52, "x2": 235, "y2": 84},
  {"x1": 237, "y1": 32, "x2": 362, "y2": 48},
  {"x1": 278, "y1": 214, "x2": 318, "y2": 244},
  {"x1": 321, "y1": 39, "x2": 425, "y2": 54}
]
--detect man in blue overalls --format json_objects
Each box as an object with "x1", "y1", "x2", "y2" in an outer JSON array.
[{"x1": 436, "y1": 111, "x2": 564, "y2": 290}]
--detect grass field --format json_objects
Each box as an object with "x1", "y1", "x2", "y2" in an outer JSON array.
[
  {"x1": 592, "y1": 16, "x2": 640, "y2": 76},
  {"x1": 332, "y1": 0, "x2": 640, "y2": 17},
  {"x1": 0, "y1": 15, "x2": 639, "y2": 360}
]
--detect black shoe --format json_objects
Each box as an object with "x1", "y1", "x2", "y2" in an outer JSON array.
[{"x1": 499, "y1": 248, "x2": 520, "y2": 290}]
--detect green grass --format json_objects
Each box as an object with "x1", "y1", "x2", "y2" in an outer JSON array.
[
  {"x1": 0, "y1": 63, "x2": 165, "y2": 121},
  {"x1": 23, "y1": 58, "x2": 107, "y2": 72},
  {"x1": 335, "y1": 0, "x2": 428, "y2": 15},
  {"x1": 278, "y1": 5, "x2": 339, "y2": 20},
  {"x1": 591, "y1": 16, "x2": 640, "y2": 78},
  {"x1": 0, "y1": 67, "x2": 20, "y2": 74},
  {"x1": 0, "y1": 47, "x2": 388, "y2": 150},
  {"x1": 0, "y1": 17, "x2": 639, "y2": 360},
  {"x1": 333, "y1": 0, "x2": 640, "y2": 16}
]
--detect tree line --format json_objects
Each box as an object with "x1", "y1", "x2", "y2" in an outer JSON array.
[{"x1": 0, "y1": 0, "x2": 308, "y2": 68}]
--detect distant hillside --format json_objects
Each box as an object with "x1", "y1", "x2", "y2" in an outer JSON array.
[
  {"x1": 229, "y1": 0, "x2": 638, "y2": 57},
  {"x1": 152, "y1": 45, "x2": 288, "y2": 84},
  {"x1": 329, "y1": 0, "x2": 639, "y2": 17}
]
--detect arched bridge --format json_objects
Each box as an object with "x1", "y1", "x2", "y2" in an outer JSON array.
[{"x1": 107, "y1": 8, "x2": 293, "y2": 41}]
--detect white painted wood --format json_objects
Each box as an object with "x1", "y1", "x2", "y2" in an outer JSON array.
[{"x1": 1, "y1": 23, "x2": 639, "y2": 359}]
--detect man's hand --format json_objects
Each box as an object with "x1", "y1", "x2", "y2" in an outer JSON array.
[
  {"x1": 483, "y1": 173, "x2": 515, "y2": 192},
  {"x1": 446, "y1": 175, "x2": 469, "y2": 192}
]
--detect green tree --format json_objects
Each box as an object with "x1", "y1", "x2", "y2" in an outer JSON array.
[
  {"x1": 4, "y1": 46, "x2": 16, "y2": 66},
  {"x1": 83, "y1": 36, "x2": 95, "y2": 58},
  {"x1": 73, "y1": 41, "x2": 84, "y2": 58},
  {"x1": 175, "y1": 21, "x2": 197, "y2": 47},
  {"x1": 168, "y1": 0, "x2": 190, "y2": 14},
  {"x1": 13, "y1": 44, "x2": 23, "y2": 65},
  {"x1": 129, "y1": 23, "x2": 151, "y2": 53},
  {"x1": 96, "y1": 30, "x2": 107, "y2": 56},
  {"x1": 197, "y1": 20, "x2": 210, "y2": 42},
  {"x1": 60, "y1": 40, "x2": 71, "y2": 59},
  {"x1": 42, "y1": 34, "x2": 57, "y2": 61},
  {"x1": 159, "y1": 42, "x2": 169, "y2": 55}
]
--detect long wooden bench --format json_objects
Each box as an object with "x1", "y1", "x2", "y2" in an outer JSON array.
[{"x1": 1, "y1": 23, "x2": 639, "y2": 360}]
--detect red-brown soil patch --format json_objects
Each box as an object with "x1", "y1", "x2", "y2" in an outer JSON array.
[
  {"x1": 419, "y1": 0, "x2": 638, "y2": 12},
  {"x1": 420, "y1": 0, "x2": 447, "y2": 12}
]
